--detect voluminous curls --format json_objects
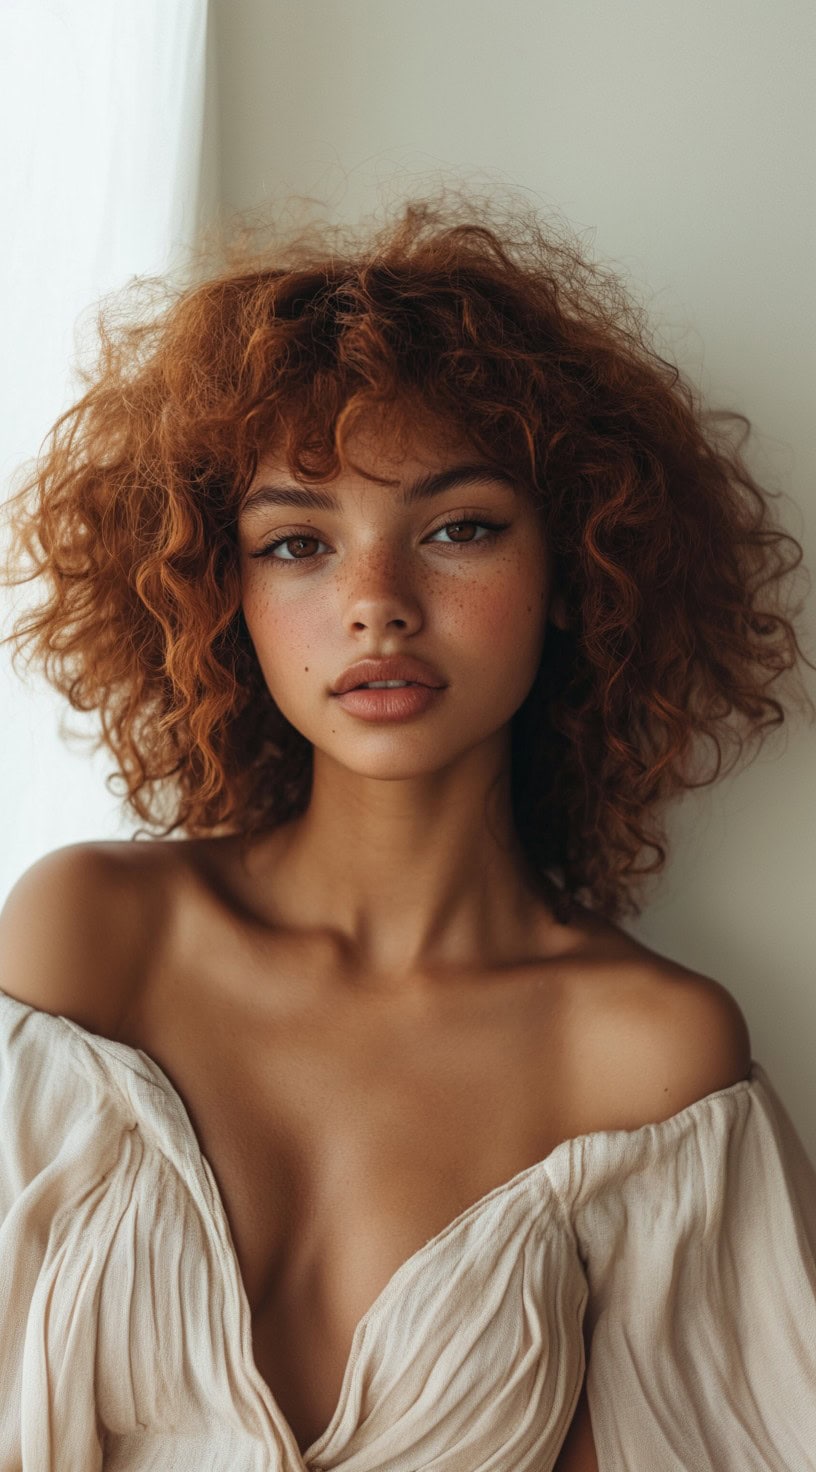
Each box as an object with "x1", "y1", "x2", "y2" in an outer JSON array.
[{"x1": 2, "y1": 186, "x2": 814, "y2": 922}]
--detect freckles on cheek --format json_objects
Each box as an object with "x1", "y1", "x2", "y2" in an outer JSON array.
[
  {"x1": 244, "y1": 584, "x2": 285, "y2": 631},
  {"x1": 458, "y1": 575, "x2": 541, "y2": 645}
]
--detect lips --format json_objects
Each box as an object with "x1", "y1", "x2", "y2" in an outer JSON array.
[
  {"x1": 331, "y1": 656, "x2": 446, "y2": 696},
  {"x1": 353, "y1": 680, "x2": 417, "y2": 690},
  {"x1": 333, "y1": 681, "x2": 445, "y2": 721}
]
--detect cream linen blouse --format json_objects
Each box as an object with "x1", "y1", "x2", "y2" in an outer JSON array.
[{"x1": 1, "y1": 984, "x2": 815, "y2": 1471}]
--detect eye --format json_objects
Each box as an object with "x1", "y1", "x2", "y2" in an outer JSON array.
[
  {"x1": 250, "y1": 517, "x2": 511, "y2": 564},
  {"x1": 429, "y1": 517, "x2": 509, "y2": 546},
  {"x1": 252, "y1": 532, "x2": 327, "y2": 562}
]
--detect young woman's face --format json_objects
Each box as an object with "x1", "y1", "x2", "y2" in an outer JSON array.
[{"x1": 237, "y1": 412, "x2": 565, "y2": 779}]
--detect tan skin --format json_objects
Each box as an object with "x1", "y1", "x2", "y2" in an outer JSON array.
[
  {"x1": 117, "y1": 832, "x2": 612, "y2": 1465},
  {"x1": 110, "y1": 408, "x2": 644, "y2": 1464},
  {"x1": 209, "y1": 409, "x2": 592, "y2": 1454},
  {"x1": 0, "y1": 402, "x2": 753, "y2": 1462},
  {"x1": 237, "y1": 410, "x2": 568, "y2": 985}
]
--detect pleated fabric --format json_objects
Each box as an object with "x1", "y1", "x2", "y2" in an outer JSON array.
[{"x1": 1, "y1": 985, "x2": 815, "y2": 1471}]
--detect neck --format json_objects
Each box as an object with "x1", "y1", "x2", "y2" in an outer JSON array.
[{"x1": 241, "y1": 736, "x2": 555, "y2": 988}]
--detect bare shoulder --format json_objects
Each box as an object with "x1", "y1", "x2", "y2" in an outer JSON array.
[
  {"x1": 554, "y1": 894, "x2": 750, "y2": 1119},
  {"x1": 0, "y1": 839, "x2": 171, "y2": 1037},
  {"x1": 594, "y1": 942, "x2": 753, "y2": 1130}
]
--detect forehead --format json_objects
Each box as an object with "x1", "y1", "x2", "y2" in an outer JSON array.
[{"x1": 256, "y1": 408, "x2": 479, "y2": 486}]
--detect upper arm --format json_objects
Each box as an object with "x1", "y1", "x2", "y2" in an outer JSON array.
[{"x1": 0, "y1": 842, "x2": 150, "y2": 1036}]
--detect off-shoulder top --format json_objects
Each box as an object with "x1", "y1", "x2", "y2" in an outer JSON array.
[{"x1": 1, "y1": 985, "x2": 815, "y2": 1470}]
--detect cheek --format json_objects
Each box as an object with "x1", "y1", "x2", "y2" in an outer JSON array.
[
  {"x1": 242, "y1": 587, "x2": 321, "y2": 676},
  {"x1": 455, "y1": 557, "x2": 547, "y2": 648},
  {"x1": 242, "y1": 550, "x2": 548, "y2": 673}
]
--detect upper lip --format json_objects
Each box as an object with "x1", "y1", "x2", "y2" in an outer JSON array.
[{"x1": 331, "y1": 655, "x2": 447, "y2": 695}]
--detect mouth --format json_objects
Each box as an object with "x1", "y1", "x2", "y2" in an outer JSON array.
[
  {"x1": 334, "y1": 680, "x2": 427, "y2": 695},
  {"x1": 352, "y1": 681, "x2": 421, "y2": 690},
  {"x1": 332, "y1": 681, "x2": 445, "y2": 721}
]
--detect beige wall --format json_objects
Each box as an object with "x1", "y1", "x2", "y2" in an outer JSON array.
[{"x1": 211, "y1": 0, "x2": 816, "y2": 1150}]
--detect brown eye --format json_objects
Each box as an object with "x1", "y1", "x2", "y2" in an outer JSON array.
[
  {"x1": 252, "y1": 533, "x2": 325, "y2": 561},
  {"x1": 282, "y1": 536, "x2": 319, "y2": 558},
  {"x1": 429, "y1": 518, "x2": 509, "y2": 546},
  {"x1": 251, "y1": 518, "x2": 510, "y2": 566}
]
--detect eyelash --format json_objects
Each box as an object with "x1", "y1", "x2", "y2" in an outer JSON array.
[{"x1": 250, "y1": 517, "x2": 511, "y2": 565}]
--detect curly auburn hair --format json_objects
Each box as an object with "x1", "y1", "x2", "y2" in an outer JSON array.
[{"x1": 2, "y1": 186, "x2": 814, "y2": 924}]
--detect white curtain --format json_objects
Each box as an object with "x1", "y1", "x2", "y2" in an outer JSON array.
[{"x1": 0, "y1": 0, "x2": 213, "y2": 898}]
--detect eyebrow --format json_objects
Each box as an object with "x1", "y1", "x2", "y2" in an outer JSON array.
[{"x1": 240, "y1": 463, "x2": 519, "y2": 516}]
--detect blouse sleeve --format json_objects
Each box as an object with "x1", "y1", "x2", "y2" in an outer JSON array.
[
  {"x1": 0, "y1": 993, "x2": 125, "y2": 1470},
  {"x1": 0, "y1": 987, "x2": 304, "y2": 1465},
  {"x1": 570, "y1": 1061, "x2": 816, "y2": 1471}
]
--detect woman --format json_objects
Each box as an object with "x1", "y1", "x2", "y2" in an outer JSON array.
[{"x1": 1, "y1": 189, "x2": 815, "y2": 1471}]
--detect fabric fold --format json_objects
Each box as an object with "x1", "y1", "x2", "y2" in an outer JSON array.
[
  {"x1": 2, "y1": 987, "x2": 815, "y2": 1471},
  {"x1": 568, "y1": 1061, "x2": 816, "y2": 1469}
]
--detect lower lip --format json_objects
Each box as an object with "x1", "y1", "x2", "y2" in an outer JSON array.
[{"x1": 333, "y1": 683, "x2": 445, "y2": 720}]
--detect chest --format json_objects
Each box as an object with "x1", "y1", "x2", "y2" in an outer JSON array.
[{"x1": 117, "y1": 937, "x2": 601, "y2": 1456}]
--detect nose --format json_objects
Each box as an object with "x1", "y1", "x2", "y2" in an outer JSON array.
[{"x1": 340, "y1": 546, "x2": 423, "y2": 635}]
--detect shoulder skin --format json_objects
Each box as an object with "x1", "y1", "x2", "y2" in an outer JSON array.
[
  {"x1": 609, "y1": 955, "x2": 753, "y2": 1129},
  {"x1": 0, "y1": 840, "x2": 161, "y2": 1038}
]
